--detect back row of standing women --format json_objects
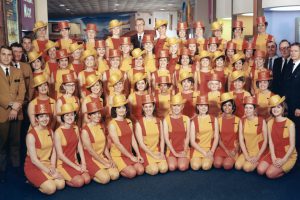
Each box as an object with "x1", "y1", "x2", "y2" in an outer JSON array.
[{"x1": 24, "y1": 16, "x2": 297, "y2": 195}]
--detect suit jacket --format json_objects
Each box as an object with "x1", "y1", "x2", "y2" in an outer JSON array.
[
  {"x1": 272, "y1": 57, "x2": 290, "y2": 96},
  {"x1": 131, "y1": 34, "x2": 143, "y2": 49},
  {"x1": 283, "y1": 61, "x2": 300, "y2": 116},
  {"x1": 0, "y1": 66, "x2": 26, "y2": 122},
  {"x1": 19, "y1": 62, "x2": 33, "y2": 103}
]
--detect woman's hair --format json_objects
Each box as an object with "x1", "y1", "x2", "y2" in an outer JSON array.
[
  {"x1": 221, "y1": 99, "x2": 236, "y2": 113},
  {"x1": 30, "y1": 56, "x2": 44, "y2": 71},
  {"x1": 111, "y1": 104, "x2": 130, "y2": 118},
  {"x1": 142, "y1": 103, "x2": 157, "y2": 117},
  {"x1": 234, "y1": 77, "x2": 245, "y2": 83},
  {"x1": 134, "y1": 78, "x2": 149, "y2": 91},
  {"x1": 195, "y1": 104, "x2": 209, "y2": 114},
  {"x1": 181, "y1": 77, "x2": 194, "y2": 85},
  {"x1": 270, "y1": 102, "x2": 288, "y2": 117},
  {"x1": 61, "y1": 112, "x2": 77, "y2": 123},
  {"x1": 256, "y1": 80, "x2": 272, "y2": 90},
  {"x1": 232, "y1": 27, "x2": 244, "y2": 32},
  {"x1": 178, "y1": 55, "x2": 193, "y2": 65}
]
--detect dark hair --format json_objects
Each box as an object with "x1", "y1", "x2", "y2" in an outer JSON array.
[
  {"x1": 181, "y1": 77, "x2": 194, "y2": 85},
  {"x1": 87, "y1": 80, "x2": 103, "y2": 93},
  {"x1": 142, "y1": 102, "x2": 157, "y2": 117},
  {"x1": 279, "y1": 39, "x2": 291, "y2": 47},
  {"x1": 178, "y1": 54, "x2": 193, "y2": 65},
  {"x1": 221, "y1": 99, "x2": 236, "y2": 113},
  {"x1": 243, "y1": 104, "x2": 256, "y2": 109},
  {"x1": 215, "y1": 56, "x2": 225, "y2": 62},
  {"x1": 0, "y1": 45, "x2": 12, "y2": 52},
  {"x1": 195, "y1": 104, "x2": 209, "y2": 114},
  {"x1": 234, "y1": 76, "x2": 245, "y2": 83},
  {"x1": 22, "y1": 35, "x2": 32, "y2": 43},
  {"x1": 291, "y1": 42, "x2": 300, "y2": 49},
  {"x1": 233, "y1": 58, "x2": 245, "y2": 65},
  {"x1": 270, "y1": 102, "x2": 288, "y2": 117},
  {"x1": 10, "y1": 42, "x2": 23, "y2": 49},
  {"x1": 111, "y1": 104, "x2": 130, "y2": 118},
  {"x1": 134, "y1": 78, "x2": 149, "y2": 91},
  {"x1": 267, "y1": 41, "x2": 277, "y2": 48},
  {"x1": 57, "y1": 57, "x2": 70, "y2": 62},
  {"x1": 61, "y1": 112, "x2": 77, "y2": 123},
  {"x1": 30, "y1": 56, "x2": 44, "y2": 71},
  {"x1": 225, "y1": 49, "x2": 237, "y2": 57},
  {"x1": 256, "y1": 80, "x2": 272, "y2": 89},
  {"x1": 232, "y1": 27, "x2": 244, "y2": 32}
]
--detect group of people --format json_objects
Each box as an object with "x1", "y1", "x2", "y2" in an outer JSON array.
[{"x1": 0, "y1": 15, "x2": 299, "y2": 195}]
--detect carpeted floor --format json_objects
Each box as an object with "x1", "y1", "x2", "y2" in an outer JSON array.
[{"x1": 1, "y1": 163, "x2": 299, "y2": 200}]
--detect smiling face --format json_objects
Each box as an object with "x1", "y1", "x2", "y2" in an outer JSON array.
[
  {"x1": 31, "y1": 58, "x2": 42, "y2": 71},
  {"x1": 144, "y1": 42, "x2": 154, "y2": 52},
  {"x1": 62, "y1": 112, "x2": 75, "y2": 125},
  {"x1": 258, "y1": 80, "x2": 269, "y2": 91},
  {"x1": 244, "y1": 104, "x2": 255, "y2": 118},
  {"x1": 171, "y1": 104, "x2": 183, "y2": 115},
  {"x1": 110, "y1": 57, "x2": 120, "y2": 68},
  {"x1": 48, "y1": 47, "x2": 57, "y2": 59},
  {"x1": 233, "y1": 79, "x2": 244, "y2": 90},
  {"x1": 254, "y1": 57, "x2": 265, "y2": 69},
  {"x1": 215, "y1": 57, "x2": 224, "y2": 68},
  {"x1": 114, "y1": 81, "x2": 124, "y2": 93},
  {"x1": 84, "y1": 55, "x2": 95, "y2": 68},
  {"x1": 197, "y1": 104, "x2": 208, "y2": 115},
  {"x1": 90, "y1": 81, "x2": 102, "y2": 95},
  {"x1": 37, "y1": 27, "x2": 47, "y2": 38},
  {"x1": 72, "y1": 49, "x2": 82, "y2": 60},
  {"x1": 159, "y1": 83, "x2": 169, "y2": 93},
  {"x1": 170, "y1": 44, "x2": 179, "y2": 55},
  {"x1": 121, "y1": 44, "x2": 131, "y2": 54},
  {"x1": 188, "y1": 44, "x2": 197, "y2": 55},
  {"x1": 200, "y1": 57, "x2": 210, "y2": 68},
  {"x1": 136, "y1": 79, "x2": 147, "y2": 91},
  {"x1": 257, "y1": 23, "x2": 266, "y2": 34},
  {"x1": 271, "y1": 104, "x2": 284, "y2": 117},
  {"x1": 60, "y1": 28, "x2": 70, "y2": 38},
  {"x1": 97, "y1": 47, "x2": 106, "y2": 57},
  {"x1": 0, "y1": 48, "x2": 13, "y2": 65},
  {"x1": 178, "y1": 29, "x2": 186, "y2": 38},
  {"x1": 116, "y1": 105, "x2": 127, "y2": 117},
  {"x1": 159, "y1": 58, "x2": 168, "y2": 68},
  {"x1": 86, "y1": 30, "x2": 96, "y2": 40},
  {"x1": 233, "y1": 27, "x2": 242, "y2": 38},
  {"x1": 112, "y1": 26, "x2": 121, "y2": 36},
  {"x1": 208, "y1": 80, "x2": 221, "y2": 91},
  {"x1": 234, "y1": 60, "x2": 243, "y2": 70},
  {"x1": 36, "y1": 114, "x2": 50, "y2": 127},
  {"x1": 63, "y1": 82, "x2": 76, "y2": 95},
  {"x1": 181, "y1": 55, "x2": 190, "y2": 66},
  {"x1": 37, "y1": 82, "x2": 49, "y2": 95},
  {"x1": 142, "y1": 103, "x2": 155, "y2": 117},
  {"x1": 58, "y1": 57, "x2": 69, "y2": 69},
  {"x1": 89, "y1": 111, "x2": 101, "y2": 123},
  {"x1": 134, "y1": 56, "x2": 143, "y2": 67},
  {"x1": 181, "y1": 79, "x2": 192, "y2": 91},
  {"x1": 222, "y1": 101, "x2": 233, "y2": 114}
]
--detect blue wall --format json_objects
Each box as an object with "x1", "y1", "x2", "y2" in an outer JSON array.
[{"x1": 265, "y1": 10, "x2": 300, "y2": 44}]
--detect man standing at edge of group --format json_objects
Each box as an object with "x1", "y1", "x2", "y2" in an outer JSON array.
[
  {"x1": 0, "y1": 46, "x2": 26, "y2": 182},
  {"x1": 131, "y1": 18, "x2": 145, "y2": 49}
]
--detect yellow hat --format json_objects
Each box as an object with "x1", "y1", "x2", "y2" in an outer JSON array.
[
  {"x1": 196, "y1": 50, "x2": 211, "y2": 61},
  {"x1": 28, "y1": 51, "x2": 43, "y2": 63},
  {"x1": 58, "y1": 103, "x2": 77, "y2": 115},
  {"x1": 231, "y1": 70, "x2": 245, "y2": 81},
  {"x1": 211, "y1": 21, "x2": 222, "y2": 31},
  {"x1": 269, "y1": 95, "x2": 285, "y2": 107},
  {"x1": 33, "y1": 21, "x2": 47, "y2": 32},
  {"x1": 213, "y1": 50, "x2": 225, "y2": 61},
  {"x1": 109, "y1": 19, "x2": 123, "y2": 29},
  {"x1": 179, "y1": 70, "x2": 193, "y2": 83},
  {"x1": 112, "y1": 94, "x2": 128, "y2": 107},
  {"x1": 221, "y1": 92, "x2": 234, "y2": 103},
  {"x1": 131, "y1": 48, "x2": 146, "y2": 59},
  {"x1": 133, "y1": 72, "x2": 147, "y2": 85},
  {"x1": 81, "y1": 49, "x2": 97, "y2": 62},
  {"x1": 170, "y1": 93, "x2": 186, "y2": 105},
  {"x1": 86, "y1": 74, "x2": 102, "y2": 88},
  {"x1": 33, "y1": 74, "x2": 48, "y2": 88},
  {"x1": 231, "y1": 53, "x2": 245, "y2": 64},
  {"x1": 109, "y1": 72, "x2": 123, "y2": 87},
  {"x1": 155, "y1": 19, "x2": 168, "y2": 29},
  {"x1": 69, "y1": 43, "x2": 83, "y2": 53},
  {"x1": 44, "y1": 41, "x2": 58, "y2": 52},
  {"x1": 167, "y1": 37, "x2": 180, "y2": 46}
]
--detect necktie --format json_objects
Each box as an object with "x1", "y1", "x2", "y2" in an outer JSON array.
[
  {"x1": 15, "y1": 63, "x2": 18, "y2": 69},
  {"x1": 138, "y1": 35, "x2": 142, "y2": 48},
  {"x1": 5, "y1": 68, "x2": 9, "y2": 76},
  {"x1": 282, "y1": 59, "x2": 288, "y2": 72},
  {"x1": 268, "y1": 58, "x2": 272, "y2": 70}
]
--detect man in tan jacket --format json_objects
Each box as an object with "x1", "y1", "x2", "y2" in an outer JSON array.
[{"x1": 0, "y1": 46, "x2": 25, "y2": 182}]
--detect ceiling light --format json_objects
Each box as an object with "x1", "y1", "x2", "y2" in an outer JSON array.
[
  {"x1": 114, "y1": 8, "x2": 118, "y2": 11},
  {"x1": 160, "y1": 8, "x2": 165, "y2": 11},
  {"x1": 270, "y1": 6, "x2": 300, "y2": 11},
  {"x1": 115, "y1": 4, "x2": 120, "y2": 6},
  {"x1": 59, "y1": 4, "x2": 65, "y2": 7},
  {"x1": 222, "y1": 17, "x2": 232, "y2": 20},
  {"x1": 241, "y1": 12, "x2": 253, "y2": 16},
  {"x1": 168, "y1": 4, "x2": 173, "y2": 6},
  {"x1": 66, "y1": 8, "x2": 70, "y2": 11}
]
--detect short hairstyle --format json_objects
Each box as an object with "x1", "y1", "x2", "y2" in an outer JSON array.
[
  {"x1": 22, "y1": 35, "x2": 32, "y2": 43},
  {"x1": 267, "y1": 40, "x2": 277, "y2": 48},
  {"x1": 181, "y1": 77, "x2": 194, "y2": 85},
  {"x1": 195, "y1": 104, "x2": 209, "y2": 114},
  {"x1": 142, "y1": 102, "x2": 157, "y2": 117},
  {"x1": 291, "y1": 42, "x2": 300, "y2": 49},
  {"x1": 111, "y1": 104, "x2": 130, "y2": 118},
  {"x1": 134, "y1": 78, "x2": 149, "y2": 91},
  {"x1": 10, "y1": 42, "x2": 23, "y2": 49},
  {"x1": 178, "y1": 55, "x2": 193, "y2": 65},
  {"x1": 0, "y1": 45, "x2": 12, "y2": 52},
  {"x1": 234, "y1": 76, "x2": 245, "y2": 83},
  {"x1": 232, "y1": 27, "x2": 244, "y2": 32},
  {"x1": 221, "y1": 99, "x2": 236, "y2": 114},
  {"x1": 256, "y1": 79, "x2": 272, "y2": 89},
  {"x1": 279, "y1": 39, "x2": 290, "y2": 47},
  {"x1": 270, "y1": 102, "x2": 288, "y2": 117},
  {"x1": 61, "y1": 112, "x2": 77, "y2": 123},
  {"x1": 136, "y1": 18, "x2": 145, "y2": 25}
]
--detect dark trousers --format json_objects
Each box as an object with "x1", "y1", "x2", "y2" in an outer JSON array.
[{"x1": 0, "y1": 120, "x2": 21, "y2": 172}]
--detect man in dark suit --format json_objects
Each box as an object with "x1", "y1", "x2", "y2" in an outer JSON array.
[
  {"x1": 131, "y1": 18, "x2": 145, "y2": 49},
  {"x1": 21, "y1": 35, "x2": 33, "y2": 63},
  {"x1": 0, "y1": 46, "x2": 25, "y2": 182},
  {"x1": 283, "y1": 42, "x2": 300, "y2": 152},
  {"x1": 265, "y1": 40, "x2": 278, "y2": 71},
  {"x1": 272, "y1": 39, "x2": 291, "y2": 96}
]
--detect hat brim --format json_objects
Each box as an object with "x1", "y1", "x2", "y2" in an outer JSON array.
[
  {"x1": 33, "y1": 80, "x2": 48, "y2": 88},
  {"x1": 112, "y1": 100, "x2": 128, "y2": 108},
  {"x1": 109, "y1": 22, "x2": 123, "y2": 29},
  {"x1": 155, "y1": 22, "x2": 168, "y2": 30},
  {"x1": 86, "y1": 76, "x2": 102, "y2": 88},
  {"x1": 170, "y1": 99, "x2": 186, "y2": 105},
  {"x1": 33, "y1": 24, "x2": 47, "y2": 32},
  {"x1": 57, "y1": 107, "x2": 78, "y2": 116},
  {"x1": 269, "y1": 96, "x2": 285, "y2": 107},
  {"x1": 69, "y1": 44, "x2": 83, "y2": 53},
  {"x1": 29, "y1": 52, "x2": 43, "y2": 63}
]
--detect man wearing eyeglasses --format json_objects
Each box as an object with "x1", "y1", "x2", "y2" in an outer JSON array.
[{"x1": 272, "y1": 39, "x2": 291, "y2": 96}]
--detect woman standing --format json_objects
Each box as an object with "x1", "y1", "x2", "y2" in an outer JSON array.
[
  {"x1": 135, "y1": 94, "x2": 168, "y2": 175},
  {"x1": 54, "y1": 104, "x2": 91, "y2": 187},
  {"x1": 235, "y1": 96, "x2": 269, "y2": 172},
  {"x1": 257, "y1": 95, "x2": 297, "y2": 178},
  {"x1": 190, "y1": 96, "x2": 219, "y2": 170},
  {"x1": 214, "y1": 92, "x2": 240, "y2": 170},
  {"x1": 81, "y1": 102, "x2": 119, "y2": 184},
  {"x1": 108, "y1": 95, "x2": 144, "y2": 178},
  {"x1": 163, "y1": 93, "x2": 190, "y2": 171},
  {"x1": 25, "y1": 104, "x2": 65, "y2": 195}
]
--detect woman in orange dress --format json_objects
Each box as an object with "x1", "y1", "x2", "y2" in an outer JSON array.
[
  {"x1": 214, "y1": 92, "x2": 240, "y2": 170},
  {"x1": 163, "y1": 93, "x2": 190, "y2": 171},
  {"x1": 32, "y1": 21, "x2": 49, "y2": 55},
  {"x1": 54, "y1": 104, "x2": 91, "y2": 187},
  {"x1": 190, "y1": 96, "x2": 219, "y2": 170},
  {"x1": 154, "y1": 76, "x2": 172, "y2": 119},
  {"x1": 235, "y1": 96, "x2": 269, "y2": 172},
  {"x1": 135, "y1": 94, "x2": 168, "y2": 175},
  {"x1": 196, "y1": 50, "x2": 213, "y2": 95},
  {"x1": 81, "y1": 102, "x2": 119, "y2": 184},
  {"x1": 24, "y1": 104, "x2": 65, "y2": 195},
  {"x1": 257, "y1": 95, "x2": 297, "y2": 179},
  {"x1": 108, "y1": 95, "x2": 144, "y2": 178}
]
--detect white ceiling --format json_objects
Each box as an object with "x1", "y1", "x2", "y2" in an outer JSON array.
[{"x1": 47, "y1": 0, "x2": 192, "y2": 17}]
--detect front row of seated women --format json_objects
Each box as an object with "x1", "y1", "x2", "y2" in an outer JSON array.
[{"x1": 24, "y1": 92, "x2": 297, "y2": 195}]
